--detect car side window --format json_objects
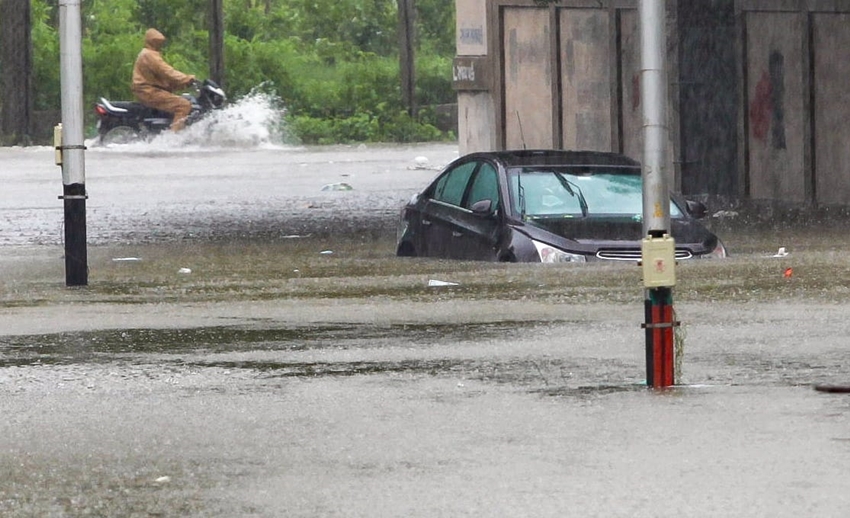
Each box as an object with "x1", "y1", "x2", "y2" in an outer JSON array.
[
  {"x1": 465, "y1": 163, "x2": 499, "y2": 212},
  {"x1": 432, "y1": 162, "x2": 476, "y2": 206}
]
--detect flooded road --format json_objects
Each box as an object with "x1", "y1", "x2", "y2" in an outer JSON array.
[{"x1": 2, "y1": 138, "x2": 850, "y2": 516}]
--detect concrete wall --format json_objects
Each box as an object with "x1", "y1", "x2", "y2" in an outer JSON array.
[
  {"x1": 453, "y1": 0, "x2": 850, "y2": 206},
  {"x1": 617, "y1": 8, "x2": 645, "y2": 165},
  {"x1": 455, "y1": 0, "x2": 495, "y2": 154},
  {"x1": 743, "y1": 11, "x2": 807, "y2": 202},
  {"x1": 464, "y1": 0, "x2": 670, "y2": 159},
  {"x1": 677, "y1": 0, "x2": 738, "y2": 197},
  {"x1": 457, "y1": 93, "x2": 496, "y2": 152},
  {"x1": 738, "y1": 0, "x2": 850, "y2": 206},
  {"x1": 559, "y1": 8, "x2": 612, "y2": 151},
  {"x1": 502, "y1": 7, "x2": 554, "y2": 149},
  {"x1": 811, "y1": 12, "x2": 850, "y2": 206},
  {"x1": 454, "y1": 0, "x2": 676, "y2": 185}
]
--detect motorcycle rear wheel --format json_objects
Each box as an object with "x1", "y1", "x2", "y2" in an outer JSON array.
[{"x1": 100, "y1": 125, "x2": 140, "y2": 145}]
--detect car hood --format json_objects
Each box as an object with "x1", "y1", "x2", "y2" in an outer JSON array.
[{"x1": 520, "y1": 216, "x2": 717, "y2": 253}]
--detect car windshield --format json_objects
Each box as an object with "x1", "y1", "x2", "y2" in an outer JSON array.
[{"x1": 508, "y1": 166, "x2": 683, "y2": 219}]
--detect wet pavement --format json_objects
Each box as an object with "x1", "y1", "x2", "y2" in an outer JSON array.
[{"x1": 2, "y1": 139, "x2": 850, "y2": 517}]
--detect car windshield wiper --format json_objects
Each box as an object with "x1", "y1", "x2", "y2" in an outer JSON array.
[
  {"x1": 553, "y1": 172, "x2": 588, "y2": 217},
  {"x1": 518, "y1": 178, "x2": 527, "y2": 220}
]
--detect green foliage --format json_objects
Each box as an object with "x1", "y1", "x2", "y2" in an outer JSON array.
[
  {"x1": 31, "y1": 0, "x2": 60, "y2": 110},
  {"x1": 416, "y1": 0, "x2": 456, "y2": 56},
  {"x1": 269, "y1": 0, "x2": 399, "y2": 55},
  {"x1": 82, "y1": 33, "x2": 139, "y2": 101},
  {"x1": 27, "y1": 0, "x2": 457, "y2": 143},
  {"x1": 416, "y1": 54, "x2": 454, "y2": 106},
  {"x1": 266, "y1": 51, "x2": 451, "y2": 143},
  {"x1": 135, "y1": 0, "x2": 208, "y2": 41},
  {"x1": 288, "y1": 109, "x2": 445, "y2": 145},
  {"x1": 83, "y1": 0, "x2": 139, "y2": 39},
  {"x1": 224, "y1": 36, "x2": 305, "y2": 102},
  {"x1": 223, "y1": 4, "x2": 272, "y2": 42}
]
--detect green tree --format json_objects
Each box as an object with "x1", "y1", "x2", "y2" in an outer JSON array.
[
  {"x1": 136, "y1": 0, "x2": 207, "y2": 41},
  {"x1": 24, "y1": 0, "x2": 457, "y2": 144},
  {"x1": 416, "y1": 0, "x2": 455, "y2": 55},
  {"x1": 31, "y1": 0, "x2": 60, "y2": 111}
]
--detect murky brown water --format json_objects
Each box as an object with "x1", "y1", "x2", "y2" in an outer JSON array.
[{"x1": 3, "y1": 144, "x2": 850, "y2": 516}]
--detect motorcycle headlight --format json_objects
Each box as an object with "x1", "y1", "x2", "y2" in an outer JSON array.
[{"x1": 532, "y1": 240, "x2": 586, "y2": 263}]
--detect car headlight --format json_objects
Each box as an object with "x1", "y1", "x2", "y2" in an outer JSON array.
[{"x1": 532, "y1": 240, "x2": 586, "y2": 263}]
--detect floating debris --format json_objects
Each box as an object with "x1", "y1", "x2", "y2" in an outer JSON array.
[
  {"x1": 178, "y1": 267, "x2": 192, "y2": 274},
  {"x1": 813, "y1": 384, "x2": 850, "y2": 393},
  {"x1": 112, "y1": 257, "x2": 142, "y2": 262},
  {"x1": 428, "y1": 279, "x2": 459, "y2": 287},
  {"x1": 712, "y1": 210, "x2": 739, "y2": 219},
  {"x1": 413, "y1": 156, "x2": 430, "y2": 169},
  {"x1": 321, "y1": 182, "x2": 353, "y2": 191}
]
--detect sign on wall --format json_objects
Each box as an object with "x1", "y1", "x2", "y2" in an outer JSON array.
[
  {"x1": 452, "y1": 56, "x2": 490, "y2": 91},
  {"x1": 456, "y1": 0, "x2": 487, "y2": 56}
]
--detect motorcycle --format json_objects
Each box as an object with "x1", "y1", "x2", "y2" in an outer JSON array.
[{"x1": 94, "y1": 79, "x2": 227, "y2": 144}]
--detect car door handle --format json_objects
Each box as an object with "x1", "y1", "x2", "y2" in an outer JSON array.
[
  {"x1": 452, "y1": 231, "x2": 463, "y2": 238},
  {"x1": 422, "y1": 219, "x2": 432, "y2": 226}
]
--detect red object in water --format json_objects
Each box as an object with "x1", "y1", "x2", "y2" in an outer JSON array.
[{"x1": 784, "y1": 267, "x2": 793, "y2": 278}]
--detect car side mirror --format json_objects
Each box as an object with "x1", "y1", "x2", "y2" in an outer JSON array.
[
  {"x1": 470, "y1": 199, "x2": 493, "y2": 215},
  {"x1": 685, "y1": 199, "x2": 708, "y2": 219}
]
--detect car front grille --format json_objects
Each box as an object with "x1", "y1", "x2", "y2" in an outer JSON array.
[{"x1": 596, "y1": 249, "x2": 694, "y2": 261}]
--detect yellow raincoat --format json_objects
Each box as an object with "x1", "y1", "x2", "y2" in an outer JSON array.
[{"x1": 131, "y1": 28, "x2": 196, "y2": 131}]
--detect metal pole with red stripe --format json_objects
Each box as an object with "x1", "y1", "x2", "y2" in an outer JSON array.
[
  {"x1": 644, "y1": 287, "x2": 677, "y2": 388},
  {"x1": 639, "y1": 0, "x2": 677, "y2": 388}
]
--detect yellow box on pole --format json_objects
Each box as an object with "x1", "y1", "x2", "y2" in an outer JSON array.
[
  {"x1": 641, "y1": 235, "x2": 676, "y2": 287},
  {"x1": 54, "y1": 124, "x2": 63, "y2": 166}
]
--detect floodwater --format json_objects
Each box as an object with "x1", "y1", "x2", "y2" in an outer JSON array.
[{"x1": 2, "y1": 103, "x2": 850, "y2": 516}]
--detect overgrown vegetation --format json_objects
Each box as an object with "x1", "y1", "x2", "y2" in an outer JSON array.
[{"x1": 29, "y1": 0, "x2": 457, "y2": 143}]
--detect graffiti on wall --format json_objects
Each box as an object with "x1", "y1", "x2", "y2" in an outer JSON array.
[{"x1": 749, "y1": 50, "x2": 787, "y2": 149}]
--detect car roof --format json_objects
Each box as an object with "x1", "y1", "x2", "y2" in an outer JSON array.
[{"x1": 464, "y1": 149, "x2": 641, "y2": 169}]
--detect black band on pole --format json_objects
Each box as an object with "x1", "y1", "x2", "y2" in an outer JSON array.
[
  {"x1": 641, "y1": 322, "x2": 680, "y2": 329},
  {"x1": 63, "y1": 182, "x2": 88, "y2": 286}
]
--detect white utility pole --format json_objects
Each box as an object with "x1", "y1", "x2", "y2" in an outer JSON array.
[
  {"x1": 58, "y1": 0, "x2": 87, "y2": 286},
  {"x1": 639, "y1": 0, "x2": 677, "y2": 388},
  {"x1": 639, "y1": 0, "x2": 670, "y2": 235}
]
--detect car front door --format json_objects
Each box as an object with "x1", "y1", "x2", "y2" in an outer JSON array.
[
  {"x1": 450, "y1": 162, "x2": 503, "y2": 261},
  {"x1": 420, "y1": 161, "x2": 477, "y2": 258},
  {"x1": 421, "y1": 160, "x2": 505, "y2": 261}
]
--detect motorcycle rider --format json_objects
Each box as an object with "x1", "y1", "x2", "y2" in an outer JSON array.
[{"x1": 131, "y1": 28, "x2": 196, "y2": 131}]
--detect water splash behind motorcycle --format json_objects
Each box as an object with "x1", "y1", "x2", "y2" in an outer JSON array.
[
  {"x1": 94, "y1": 85, "x2": 292, "y2": 150},
  {"x1": 152, "y1": 90, "x2": 290, "y2": 149}
]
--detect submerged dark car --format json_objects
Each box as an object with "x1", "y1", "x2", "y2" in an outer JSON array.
[{"x1": 396, "y1": 149, "x2": 727, "y2": 263}]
